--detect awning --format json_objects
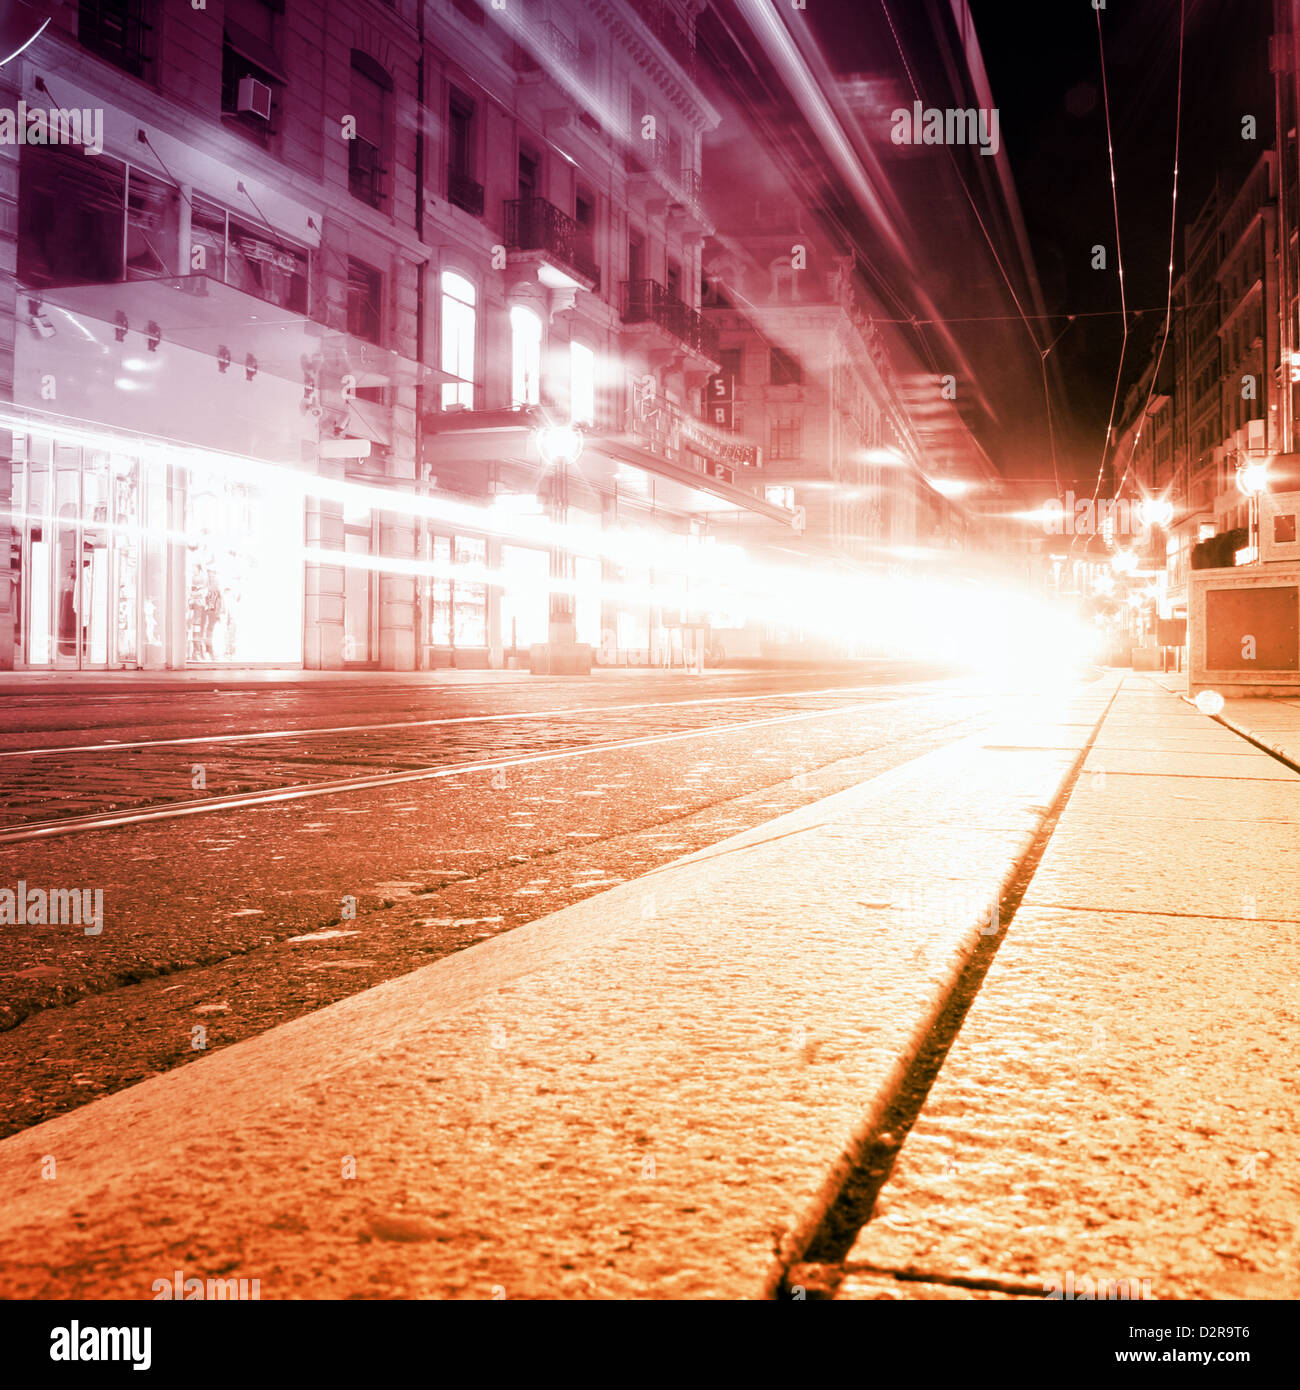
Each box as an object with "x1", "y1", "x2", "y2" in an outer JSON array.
[
  {"x1": 421, "y1": 411, "x2": 796, "y2": 526},
  {"x1": 33, "y1": 275, "x2": 462, "y2": 390}
]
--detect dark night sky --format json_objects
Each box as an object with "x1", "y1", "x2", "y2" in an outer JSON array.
[{"x1": 706, "y1": 0, "x2": 1277, "y2": 498}]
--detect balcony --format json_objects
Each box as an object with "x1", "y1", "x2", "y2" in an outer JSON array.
[
  {"x1": 447, "y1": 171, "x2": 484, "y2": 217},
  {"x1": 621, "y1": 279, "x2": 719, "y2": 362},
  {"x1": 505, "y1": 197, "x2": 599, "y2": 291},
  {"x1": 628, "y1": 0, "x2": 696, "y2": 79},
  {"x1": 512, "y1": 23, "x2": 578, "y2": 76},
  {"x1": 625, "y1": 136, "x2": 670, "y2": 176}
]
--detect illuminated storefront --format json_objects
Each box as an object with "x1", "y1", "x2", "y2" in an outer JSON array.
[{"x1": 4, "y1": 417, "x2": 303, "y2": 670}]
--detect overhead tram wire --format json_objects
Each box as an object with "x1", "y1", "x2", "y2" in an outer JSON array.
[
  {"x1": 1111, "y1": 0, "x2": 1186, "y2": 505},
  {"x1": 1076, "y1": 1, "x2": 1131, "y2": 554},
  {"x1": 878, "y1": 0, "x2": 1084, "y2": 500}
]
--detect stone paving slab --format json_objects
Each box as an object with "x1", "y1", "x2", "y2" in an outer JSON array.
[
  {"x1": 0, "y1": 695, "x2": 1108, "y2": 1301},
  {"x1": 841, "y1": 681, "x2": 1300, "y2": 1300}
]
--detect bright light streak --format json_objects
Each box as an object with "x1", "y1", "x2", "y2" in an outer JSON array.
[{"x1": 927, "y1": 477, "x2": 972, "y2": 497}]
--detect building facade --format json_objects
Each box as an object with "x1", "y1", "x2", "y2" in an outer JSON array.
[{"x1": 0, "y1": 0, "x2": 796, "y2": 674}]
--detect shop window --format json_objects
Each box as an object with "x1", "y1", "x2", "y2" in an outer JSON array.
[
  {"x1": 501, "y1": 545, "x2": 549, "y2": 649},
  {"x1": 221, "y1": 0, "x2": 286, "y2": 143},
  {"x1": 770, "y1": 347, "x2": 802, "y2": 386},
  {"x1": 440, "y1": 271, "x2": 476, "y2": 409},
  {"x1": 185, "y1": 465, "x2": 302, "y2": 664},
  {"x1": 191, "y1": 196, "x2": 309, "y2": 313},
  {"x1": 349, "y1": 51, "x2": 392, "y2": 209},
  {"x1": 347, "y1": 258, "x2": 383, "y2": 344},
  {"x1": 570, "y1": 340, "x2": 596, "y2": 426},
  {"x1": 511, "y1": 304, "x2": 542, "y2": 408},
  {"x1": 79, "y1": 0, "x2": 152, "y2": 79},
  {"x1": 429, "y1": 534, "x2": 487, "y2": 647}
]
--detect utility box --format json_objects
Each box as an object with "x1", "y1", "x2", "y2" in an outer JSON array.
[{"x1": 1188, "y1": 566, "x2": 1300, "y2": 696}]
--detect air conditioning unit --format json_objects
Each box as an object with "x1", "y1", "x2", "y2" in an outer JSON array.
[{"x1": 237, "y1": 76, "x2": 273, "y2": 120}]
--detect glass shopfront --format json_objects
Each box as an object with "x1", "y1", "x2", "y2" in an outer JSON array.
[
  {"x1": 183, "y1": 464, "x2": 302, "y2": 664},
  {"x1": 7, "y1": 426, "x2": 303, "y2": 669},
  {"x1": 9, "y1": 434, "x2": 167, "y2": 669},
  {"x1": 428, "y1": 533, "x2": 488, "y2": 658}
]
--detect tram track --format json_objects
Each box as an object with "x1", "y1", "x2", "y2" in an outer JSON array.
[{"x1": 0, "y1": 684, "x2": 982, "y2": 838}]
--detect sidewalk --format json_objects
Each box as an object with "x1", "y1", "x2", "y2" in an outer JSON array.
[
  {"x1": 0, "y1": 680, "x2": 1110, "y2": 1300},
  {"x1": 0, "y1": 674, "x2": 1292, "y2": 1300},
  {"x1": 837, "y1": 675, "x2": 1300, "y2": 1300},
  {"x1": 1153, "y1": 671, "x2": 1300, "y2": 769}
]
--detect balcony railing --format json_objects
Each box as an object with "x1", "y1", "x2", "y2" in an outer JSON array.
[
  {"x1": 505, "y1": 196, "x2": 599, "y2": 287},
  {"x1": 447, "y1": 171, "x2": 485, "y2": 217},
  {"x1": 628, "y1": 0, "x2": 696, "y2": 79},
  {"x1": 625, "y1": 135, "x2": 670, "y2": 175},
  {"x1": 511, "y1": 22, "x2": 578, "y2": 74},
  {"x1": 676, "y1": 168, "x2": 702, "y2": 205},
  {"x1": 621, "y1": 279, "x2": 719, "y2": 360}
]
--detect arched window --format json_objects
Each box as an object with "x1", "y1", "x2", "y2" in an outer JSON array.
[
  {"x1": 511, "y1": 304, "x2": 542, "y2": 408},
  {"x1": 441, "y1": 270, "x2": 475, "y2": 409}
]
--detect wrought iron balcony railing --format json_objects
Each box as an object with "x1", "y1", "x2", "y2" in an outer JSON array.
[
  {"x1": 447, "y1": 171, "x2": 485, "y2": 217},
  {"x1": 505, "y1": 197, "x2": 599, "y2": 288},
  {"x1": 620, "y1": 279, "x2": 719, "y2": 360},
  {"x1": 628, "y1": 0, "x2": 696, "y2": 78}
]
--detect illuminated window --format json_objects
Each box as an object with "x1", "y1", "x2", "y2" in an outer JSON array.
[
  {"x1": 765, "y1": 485, "x2": 795, "y2": 510},
  {"x1": 570, "y1": 340, "x2": 596, "y2": 425},
  {"x1": 511, "y1": 304, "x2": 542, "y2": 408},
  {"x1": 441, "y1": 271, "x2": 475, "y2": 409}
]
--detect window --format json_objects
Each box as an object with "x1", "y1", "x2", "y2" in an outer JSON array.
[
  {"x1": 628, "y1": 228, "x2": 645, "y2": 283},
  {"x1": 191, "y1": 196, "x2": 309, "y2": 313},
  {"x1": 571, "y1": 341, "x2": 596, "y2": 426},
  {"x1": 719, "y1": 348, "x2": 742, "y2": 386},
  {"x1": 770, "y1": 418, "x2": 802, "y2": 459},
  {"x1": 447, "y1": 90, "x2": 483, "y2": 216},
  {"x1": 222, "y1": 0, "x2": 286, "y2": 141},
  {"x1": 440, "y1": 271, "x2": 476, "y2": 410},
  {"x1": 770, "y1": 347, "x2": 802, "y2": 386},
  {"x1": 766, "y1": 485, "x2": 796, "y2": 510},
  {"x1": 518, "y1": 148, "x2": 540, "y2": 200},
  {"x1": 19, "y1": 148, "x2": 183, "y2": 289},
  {"x1": 666, "y1": 258, "x2": 682, "y2": 302},
  {"x1": 511, "y1": 305, "x2": 542, "y2": 408},
  {"x1": 450, "y1": 0, "x2": 485, "y2": 26},
  {"x1": 79, "y1": 0, "x2": 151, "y2": 78},
  {"x1": 347, "y1": 258, "x2": 383, "y2": 344},
  {"x1": 429, "y1": 535, "x2": 487, "y2": 647},
  {"x1": 349, "y1": 52, "x2": 392, "y2": 208}
]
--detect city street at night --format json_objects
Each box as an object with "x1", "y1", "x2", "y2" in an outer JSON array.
[{"x1": 0, "y1": 0, "x2": 1298, "y2": 1366}]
